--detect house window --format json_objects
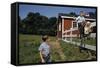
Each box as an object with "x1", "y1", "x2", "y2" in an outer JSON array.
[{"x1": 72, "y1": 21, "x2": 77, "y2": 28}]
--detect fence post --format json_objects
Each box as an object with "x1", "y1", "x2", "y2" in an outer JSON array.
[{"x1": 70, "y1": 28, "x2": 72, "y2": 42}]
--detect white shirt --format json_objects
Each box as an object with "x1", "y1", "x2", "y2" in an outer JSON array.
[
  {"x1": 38, "y1": 42, "x2": 50, "y2": 56},
  {"x1": 76, "y1": 16, "x2": 85, "y2": 24}
]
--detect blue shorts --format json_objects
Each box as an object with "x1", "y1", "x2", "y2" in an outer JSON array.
[{"x1": 43, "y1": 54, "x2": 51, "y2": 63}]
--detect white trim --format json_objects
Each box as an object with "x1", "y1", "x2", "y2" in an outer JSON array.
[
  {"x1": 62, "y1": 18, "x2": 64, "y2": 38},
  {"x1": 72, "y1": 21, "x2": 73, "y2": 28},
  {"x1": 63, "y1": 28, "x2": 78, "y2": 33},
  {"x1": 61, "y1": 16, "x2": 96, "y2": 21},
  {"x1": 59, "y1": 23, "x2": 61, "y2": 31},
  {"x1": 91, "y1": 22, "x2": 96, "y2": 27},
  {"x1": 70, "y1": 28, "x2": 73, "y2": 41},
  {"x1": 63, "y1": 34, "x2": 77, "y2": 37}
]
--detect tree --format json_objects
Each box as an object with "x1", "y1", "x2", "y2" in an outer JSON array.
[
  {"x1": 48, "y1": 17, "x2": 57, "y2": 35},
  {"x1": 88, "y1": 12, "x2": 96, "y2": 19},
  {"x1": 19, "y1": 12, "x2": 57, "y2": 36},
  {"x1": 68, "y1": 12, "x2": 77, "y2": 17}
]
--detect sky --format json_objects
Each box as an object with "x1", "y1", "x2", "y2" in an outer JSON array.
[{"x1": 19, "y1": 4, "x2": 96, "y2": 19}]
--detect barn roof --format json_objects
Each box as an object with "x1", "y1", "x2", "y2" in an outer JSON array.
[{"x1": 60, "y1": 16, "x2": 96, "y2": 22}]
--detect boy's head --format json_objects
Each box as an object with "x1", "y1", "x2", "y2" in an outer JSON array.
[
  {"x1": 80, "y1": 11, "x2": 85, "y2": 16},
  {"x1": 42, "y1": 35, "x2": 49, "y2": 42}
]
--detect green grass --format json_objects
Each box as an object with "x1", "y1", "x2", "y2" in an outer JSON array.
[
  {"x1": 51, "y1": 50, "x2": 62, "y2": 62},
  {"x1": 72, "y1": 38, "x2": 96, "y2": 45},
  {"x1": 19, "y1": 34, "x2": 41, "y2": 64},
  {"x1": 19, "y1": 34, "x2": 96, "y2": 64},
  {"x1": 60, "y1": 40, "x2": 96, "y2": 61},
  {"x1": 19, "y1": 34, "x2": 58, "y2": 64}
]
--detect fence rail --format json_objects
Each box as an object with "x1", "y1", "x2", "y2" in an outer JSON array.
[{"x1": 62, "y1": 39, "x2": 96, "y2": 51}]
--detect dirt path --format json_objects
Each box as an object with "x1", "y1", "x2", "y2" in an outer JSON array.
[{"x1": 49, "y1": 40, "x2": 66, "y2": 61}]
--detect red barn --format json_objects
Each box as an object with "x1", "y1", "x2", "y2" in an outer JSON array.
[{"x1": 57, "y1": 15, "x2": 96, "y2": 40}]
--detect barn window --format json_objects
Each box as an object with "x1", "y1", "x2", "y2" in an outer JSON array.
[{"x1": 72, "y1": 21, "x2": 77, "y2": 28}]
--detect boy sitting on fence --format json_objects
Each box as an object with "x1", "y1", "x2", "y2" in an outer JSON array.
[{"x1": 75, "y1": 11, "x2": 86, "y2": 39}]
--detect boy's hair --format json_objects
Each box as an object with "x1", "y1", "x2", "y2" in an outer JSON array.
[{"x1": 42, "y1": 35, "x2": 48, "y2": 42}]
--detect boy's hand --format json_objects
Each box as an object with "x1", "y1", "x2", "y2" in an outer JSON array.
[{"x1": 41, "y1": 59, "x2": 45, "y2": 63}]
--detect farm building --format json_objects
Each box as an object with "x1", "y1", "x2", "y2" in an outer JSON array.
[{"x1": 57, "y1": 14, "x2": 96, "y2": 40}]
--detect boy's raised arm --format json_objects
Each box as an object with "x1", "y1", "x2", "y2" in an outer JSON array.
[{"x1": 75, "y1": 16, "x2": 79, "y2": 21}]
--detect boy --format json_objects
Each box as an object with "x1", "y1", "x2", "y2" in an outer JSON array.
[
  {"x1": 38, "y1": 35, "x2": 51, "y2": 63},
  {"x1": 76, "y1": 11, "x2": 86, "y2": 39},
  {"x1": 75, "y1": 11, "x2": 86, "y2": 52}
]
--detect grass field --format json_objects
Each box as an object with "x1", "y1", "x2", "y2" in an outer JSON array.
[
  {"x1": 60, "y1": 41, "x2": 96, "y2": 61},
  {"x1": 19, "y1": 34, "x2": 58, "y2": 64},
  {"x1": 19, "y1": 34, "x2": 41, "y2": 64},
  {"x1": 19, "y1": 34, "x2": 96, "y2": 64},
  {"x1": 72, "y1": 38, "x2": 96, "y2": 45}
]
